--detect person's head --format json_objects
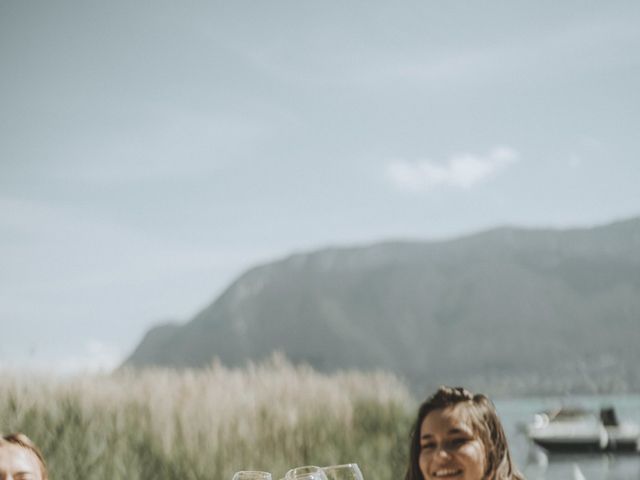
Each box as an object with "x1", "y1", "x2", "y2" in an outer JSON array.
[
  {"x1": 0, "y1": 433, "x2": 48, "y2": 480},
  {"x1": 405, "y1": 386, "x2": 523, "y2": 480}
]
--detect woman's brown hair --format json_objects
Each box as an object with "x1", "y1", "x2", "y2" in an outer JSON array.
[
  {"x1": 0, "y1": 433, "x2": 49, "y2": 480},
  {"x1": 405, "y1": 386, "x2": 524, "y2": 480}
]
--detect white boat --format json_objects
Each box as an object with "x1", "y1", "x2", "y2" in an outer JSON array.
[{"x1": 527, "y1": 406, "x2": 640, "y2": 453}]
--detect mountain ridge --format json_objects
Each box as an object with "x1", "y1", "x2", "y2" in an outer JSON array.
[{"x1": 124, "y1": 216, "x2": 640, "y2": 396}]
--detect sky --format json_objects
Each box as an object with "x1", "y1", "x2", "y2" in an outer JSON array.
[{"x1": 2, "y1": 1, "x2": 639, "y2": 373}]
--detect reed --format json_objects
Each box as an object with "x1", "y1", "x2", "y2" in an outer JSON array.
[{"x1": 0, "y1": 355, "x2": 414, "y2": 480}]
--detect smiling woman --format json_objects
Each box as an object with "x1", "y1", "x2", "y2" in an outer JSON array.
[
  {"x1": 0, "y1": 433, "x2": 48, "y2": 480},
  {"x1": 405, "y1": 386, "x2": 524, "y2": 480}
]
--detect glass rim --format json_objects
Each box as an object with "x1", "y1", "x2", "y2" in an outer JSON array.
[
  {"x1": 285, "y1": 466, "x2": 325, "y2": 480},
  {"x1": 322, "y1": 464, "x2": 359, "y2": 470},
  {"x1": 233, "y1": 471, "x2": 273, "y2": 478},
  {"x1": 286, "y1": 466, "x2": 321, "y2": 474}
]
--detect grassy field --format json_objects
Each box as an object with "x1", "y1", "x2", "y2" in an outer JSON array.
[{"x1": 0, "y1": 355, "x2": 414, "y2": 480}]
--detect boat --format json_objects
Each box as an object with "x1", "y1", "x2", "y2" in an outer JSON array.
[{"x1": 527, "y1": 406, "x2": 640, "y2": 453}]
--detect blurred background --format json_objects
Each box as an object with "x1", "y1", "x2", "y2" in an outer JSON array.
[{"x1": 1, "y1": 1, "x2": 639, "y2": 479}]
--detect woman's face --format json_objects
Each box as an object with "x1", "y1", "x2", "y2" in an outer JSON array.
[
  {"x1": 418, "y1": 404, "x2": 486, "y2": 480},
  {"x1": 0, "y1": 443, "x2": 43, "y2": 480}
]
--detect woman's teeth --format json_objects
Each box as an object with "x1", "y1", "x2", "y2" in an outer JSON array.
[{"x1": 432, "y1": 469, "x2": 462, "y2": 478}]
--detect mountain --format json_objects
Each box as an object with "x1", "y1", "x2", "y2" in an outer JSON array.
[{"x1": 123, "y1": 217, "x2": 640, "y2": 396}]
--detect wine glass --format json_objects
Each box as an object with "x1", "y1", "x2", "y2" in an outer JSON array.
[
  {"x1": 285, "y1": 465, "x2": 329, "y2": 480},
  {"x1": 322, "y1": 464, "x2": 364, "y2": 480},
  {"x1": 232, "y1": 471, "x2": 273, "y2": 480}
]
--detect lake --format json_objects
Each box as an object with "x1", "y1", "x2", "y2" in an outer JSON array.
[{"x1": 495, "y1": 394, "x2": 640, "y2": 480}]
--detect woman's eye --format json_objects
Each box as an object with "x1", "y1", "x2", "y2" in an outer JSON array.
[
  {"x1": 421, "y1": 442, "x2": 436, "y2": 450},
  {"x1": 448, "y1": 438, "x2": 468, "y2": 448}
]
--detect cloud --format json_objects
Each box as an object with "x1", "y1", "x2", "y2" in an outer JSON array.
[
  {"x1": 56, "y1": 340, "x2": 125, "y2": 374},
  {"x1": 568, "y1": 153, "x2": 583, "y2": 169},
  {"x1": 387, "y1": 146, "x2": 519, "y2": 192},
  {"x1": 0, "y1": 340, "x2": 124, "y2": 375}
]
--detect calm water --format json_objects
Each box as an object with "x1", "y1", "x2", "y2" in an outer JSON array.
[{"x1": 494, "y1": 394, "x2": 640, "y2": 480}]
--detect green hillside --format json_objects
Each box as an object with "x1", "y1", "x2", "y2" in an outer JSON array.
[{"x1": 124, "y1": 217, "x2": 640, "y2": 396}]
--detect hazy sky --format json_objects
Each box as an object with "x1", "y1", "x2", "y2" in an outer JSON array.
[{"x1": 2, "y1": 1, "x2": 639, "y2": 372}]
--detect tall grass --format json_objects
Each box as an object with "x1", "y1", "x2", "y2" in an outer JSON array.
[{"x1": 0, "y1": 355, "x2": 414, "y2": 480}]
